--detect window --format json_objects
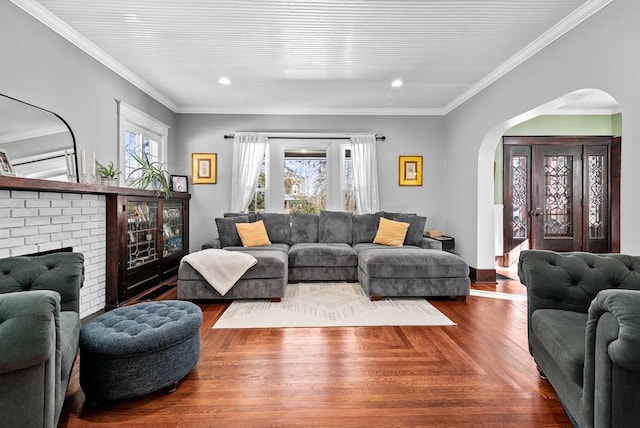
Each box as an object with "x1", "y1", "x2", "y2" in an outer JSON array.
[
  {"x1": 246, "y1": 140, "x2": 354, "y2": 213},
  {"x1": 117, "y1": 101, "x2": 169, "y2": 187}
]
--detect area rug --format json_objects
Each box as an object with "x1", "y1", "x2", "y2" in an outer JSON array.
[{"x1": 213, "y1": 282, "x2": 456, "y2": 329}]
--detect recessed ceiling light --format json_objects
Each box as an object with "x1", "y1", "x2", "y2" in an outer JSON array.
[
  {"x1": 391, "y1": 79, "x2": 404, "y2": 87},
  {"x1": 219, "y1": 77, "x2": 231, "y2": 85}
]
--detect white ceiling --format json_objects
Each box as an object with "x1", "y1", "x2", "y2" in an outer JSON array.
[{"x1": 14, "y1": 0, "x2": 618, "y2": 115}]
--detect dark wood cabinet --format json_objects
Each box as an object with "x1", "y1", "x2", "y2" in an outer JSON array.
[{"x1": 105, "y1": 191, "x2": 190, "y2": 309}]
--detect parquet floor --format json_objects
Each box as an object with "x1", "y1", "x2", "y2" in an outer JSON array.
[{"x1": 58, "y1": 271, "x2": 572, "y2": 427}]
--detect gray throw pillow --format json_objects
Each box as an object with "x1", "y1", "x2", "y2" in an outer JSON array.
[
  {"x1": 291, "y1": 213, "x2": 319, "y2": 243},
  {"x1": 256, "y1": 213, "x2": 291, "y2": 244},
  {"x1": 224, "y1": 212, "x2": 258, "y2": 222},
  {"x1": 318, "y1": 210, "x2": 353, "y2": 243},
  {"x1": 352, "y1": 211, "x2": 384, "y2": 244},
  {"x1": 215, "y1": 216, "x2": 249, "y2": 247},
  {"x1": 383, "y1": 212, "x2": 426, "y2": 246}
]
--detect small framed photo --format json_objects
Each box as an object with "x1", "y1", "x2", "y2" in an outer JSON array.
[
  {"x1": 0, "y1": 148, "x2": 16, "y2": 176},
  {"x1": 191, "y1": 153, "x2": 217, "y2": 184},
  {"x1": 170, "y1": 175, "x2": 189, "y2": 192},
  {"x1": 399, "y1": 155, "x2": 423, "y2": 186}
]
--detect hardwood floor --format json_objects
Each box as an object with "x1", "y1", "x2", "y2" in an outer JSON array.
[{"x1": 59, "y1": 275, "x2": 572, "y2": 427}]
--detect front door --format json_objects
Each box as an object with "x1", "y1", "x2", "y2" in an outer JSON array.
[
  {"x1": 530, "y1": 145, "x2": 583, "y2": 252},
  {"x1": 502, "y1": 137, "x2": 616, "y2": 265}
]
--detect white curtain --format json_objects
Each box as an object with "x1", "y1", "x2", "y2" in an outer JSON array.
[
  {"x1": 231, "y1": 133, "x2": 268, "y2": 212},
  {"x1": 350, "y1": 134, "x2": 380, "y2": 214}
]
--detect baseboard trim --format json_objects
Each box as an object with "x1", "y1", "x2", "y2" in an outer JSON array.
[{"x1": 469, "y1": 267, "x2": 496, "y2": 284}]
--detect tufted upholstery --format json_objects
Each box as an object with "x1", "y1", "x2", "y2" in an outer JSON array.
[
  {"x1": 0, "y1": 252, "x2": 84, "y2": 428},
  {"x1": 0, "y1": 252, "x2": 84, "y2": 312},
  {"x1": 518, "y1": 250, "x2": 640, "y2": 329},
  {"x1": 79, "y1": 300, "x2": 202, "y2": 402},
  {"x1": 519, "y1": 250, "x2": 640, "y2": 428}
]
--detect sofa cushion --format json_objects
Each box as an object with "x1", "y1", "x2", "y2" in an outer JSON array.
[
  {"x1": 236, "y1": 220, "x2": 271, "y2": 247},
  {"x1": 383, "y1": 212, "x2": 426, "y2": 246},
  {"x1": 531, "y1": 309, "x2": 587, "y2": 387},
  {"x1": 373, "y1": 218, "x2": 410, "y2": 247},
  {"x1": 215, "y1": 216, "x2": 249, "y2": 248},
  {"x1": 256, "y1": 213, "x2": 291, "y2": 244},
  {"x1": 224, "y1": 212, "x2": 258, "y2": 222},
  {"x1": 359, "y1": 248, "x2": 468, "y2": 278},
  {"x1": 318, "y1": 210, "x2": 353, "y2": 244},
  {"x1": 352, "y1": 211, "x2": 384, "y2": 244},
  {"x1": 291, "y1": 213, "x2": 319, "y2": 243},
  {"x1": 289, "y1": 243, "x2": 357, "y2": 267},
  {"x1": 223, "y1": 243, "x2": 290, "y2": 253},
  {"x1": 352, "y1": 243, "x2": 420, "y2": 254}
]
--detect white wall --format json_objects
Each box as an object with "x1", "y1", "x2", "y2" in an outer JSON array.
[
  {"x1": 0, "y1": 1, "x2": 177, "y2": 172},
  {"x1": 177, "y1": 114, "x2": 446, "y2": 252},
  {"x1": 445, "y1": 0, "x2": 639, "y2": 268}
]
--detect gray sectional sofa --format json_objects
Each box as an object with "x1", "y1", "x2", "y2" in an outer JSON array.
[{"x1": 177, "y1": 210, "x2": 470, "y2": 301}]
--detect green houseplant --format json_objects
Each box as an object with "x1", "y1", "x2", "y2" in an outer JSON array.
[
  {"x1": 95, "y1": 160, "x2": 121, "y2": 186},
  {"x1": 128, "y1": 151, "x2": 171, "y2": 199}
]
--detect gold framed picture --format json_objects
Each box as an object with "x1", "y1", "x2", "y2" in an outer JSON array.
[
  {"x1": 191, "y1": 153, "x2": 217, "y2": 184},
  {"x1": 399, "y1": 155, "x2": 423, "y2": 186},
  {"x1": 0, "y1": 148, "x2": 16, "y2": 176}
]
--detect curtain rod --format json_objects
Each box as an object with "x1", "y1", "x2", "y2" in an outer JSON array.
[{"x1": 224, "y1": 133, "x2": 385, "y2": 141}]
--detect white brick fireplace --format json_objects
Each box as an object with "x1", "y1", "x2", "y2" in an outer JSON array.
[{"x1": 0, "y1": 189, "x2": 106, "y2": 318}]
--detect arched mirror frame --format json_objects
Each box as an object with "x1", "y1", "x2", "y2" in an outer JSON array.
[{"x1": 0, "y1": 93, "x2": 78, "y2": 182}]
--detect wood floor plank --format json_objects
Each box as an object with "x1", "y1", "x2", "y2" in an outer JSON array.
[{"x1": 59, "y1": 277, "x2": 572, "y2": 427}]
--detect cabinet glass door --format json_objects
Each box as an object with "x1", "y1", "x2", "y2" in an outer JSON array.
[
  {"x1": 162, "y1": 201, "x2": 184, "y2": 257},
  {"x1": 126, "y1": 201, "x2": 158, "y2": 269}
]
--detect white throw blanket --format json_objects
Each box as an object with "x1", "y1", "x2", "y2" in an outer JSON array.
[{"x1": 181, "y1": 249, "x2": 257, "y2": 296}]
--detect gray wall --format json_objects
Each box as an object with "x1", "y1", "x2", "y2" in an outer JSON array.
[
  {"x1": 177, "y1": 114, "x2": 445, "y2": 252},
  {"x1": 445, "y1": 0, "x2": 639, "y2": 268},
  {"x1": 0, "y1": 1, "x2": 177, "y2": 172}
]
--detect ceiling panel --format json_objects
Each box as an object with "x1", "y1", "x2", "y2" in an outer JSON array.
[{"x1": 25, "y1": 0, "x2": 607, "y2": 114}]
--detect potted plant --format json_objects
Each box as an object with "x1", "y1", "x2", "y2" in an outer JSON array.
[
  {"x1": 95, "y1": 160, "x2": 121, "y2": 186},
  {"x1": 128, "y1": 151, "x2": 171, "y2": 199}
]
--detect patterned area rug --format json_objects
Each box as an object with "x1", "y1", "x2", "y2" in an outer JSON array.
[{"x1": 213, "y1": 282, "x2": 456, "y2": 329}]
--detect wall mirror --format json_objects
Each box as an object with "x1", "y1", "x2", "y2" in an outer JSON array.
[{"x1": 0, "y1": 94, "x2": 78, "y2": 182}]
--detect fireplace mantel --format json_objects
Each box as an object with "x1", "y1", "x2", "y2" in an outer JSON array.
[{"x1": 0, "y1": 175, "x2": 182, "y2": 198}]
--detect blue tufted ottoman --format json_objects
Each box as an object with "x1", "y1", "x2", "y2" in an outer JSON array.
[{"x1": 79, "y1": 300, "x2": 202, "y2": 404}]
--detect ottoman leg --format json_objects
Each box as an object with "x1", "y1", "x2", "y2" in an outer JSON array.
[{"x1": 165, "y1": 381, "x2": 179, "y2": 394}]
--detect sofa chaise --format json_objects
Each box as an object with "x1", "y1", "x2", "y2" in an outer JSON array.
[
  {"x1": 518, "y1": 249, "x2": 640, "y2": 428},
  {"x1": 0, "y1": 252, "x2": 84, "y2": 428},
  {"x1": 178, "y1": 211, "x2": 469, "y2": 301}
]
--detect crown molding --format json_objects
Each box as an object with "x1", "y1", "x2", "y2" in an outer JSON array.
[
  {"x1": 10, "y1": 0, "x2": 178, "y2": 112},
  {"x1": 443, "y1": 0, "x2": 616, "y2": 114},
  {"x1": 175, "y1": 106, "x2": 446, "y2": 116}
]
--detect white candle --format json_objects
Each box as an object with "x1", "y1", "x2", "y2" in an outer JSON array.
[
  {"x1": 92, "y1": 151, "x2": 96, "y2": 176},
  {"x1": 64, "y1": 150, "x2": 71, "y2": 176},
  {"x1": 81, "y1": 149, "x2": 86, "y2": 175}
]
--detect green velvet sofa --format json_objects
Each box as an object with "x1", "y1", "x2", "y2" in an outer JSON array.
[
  {"x1": 0, "y1": 252, "x2": 84, "y2": 428},
  {"x1": 518, "y1": 249, "x2": 640, "y2": 428}
]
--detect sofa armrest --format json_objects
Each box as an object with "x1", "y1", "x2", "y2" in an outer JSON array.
[
  {"x1": 0, "y1": 290, "x2": 60, "y2": 374},
  {"x1": 419, "y1": 236, "x2": 442, "y2": 250},
  {"x1": 202, "y1": 238, "x2": 221, "y2": 250},
  {"x1": 587, "y1": 289, "x2": 640, "y2": 370}
]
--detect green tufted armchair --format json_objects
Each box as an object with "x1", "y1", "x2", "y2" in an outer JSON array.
[
  {"x1": 518, "y1": 250, "x2": 640, "y2": 428},
  {"x1": 0, "y1": 252, "x2": 84, "y2": 428}
]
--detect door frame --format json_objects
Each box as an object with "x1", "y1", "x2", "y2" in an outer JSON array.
[{"x1": 501, "y1": 136, "x2": 620, "y2": 265}]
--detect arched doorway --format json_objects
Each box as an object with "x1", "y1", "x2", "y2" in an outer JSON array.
[{"x1": 483, "y1": 89, "x2": 621, "y2": 269}]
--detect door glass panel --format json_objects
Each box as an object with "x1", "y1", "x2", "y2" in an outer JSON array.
[
  {"x1": 512, "y1": 155, "x2": 528, "y2": 239},
  {"x1": 127, "y1": 201, "x2": 158, "y2": 269},
  {"x1": 544, "y1": 156, "x2": 572, "y2": 237},
  {"x1": 588, "y1": 155, "x2": 604, "y2": 239}
]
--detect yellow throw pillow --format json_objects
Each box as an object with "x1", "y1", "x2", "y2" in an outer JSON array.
[
  {"x1": 373, "y1": 217, "x2": 410, "y2": 247},
  {"x1": 235, "y1": 220, "x2": 271, "y2": 247}
]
